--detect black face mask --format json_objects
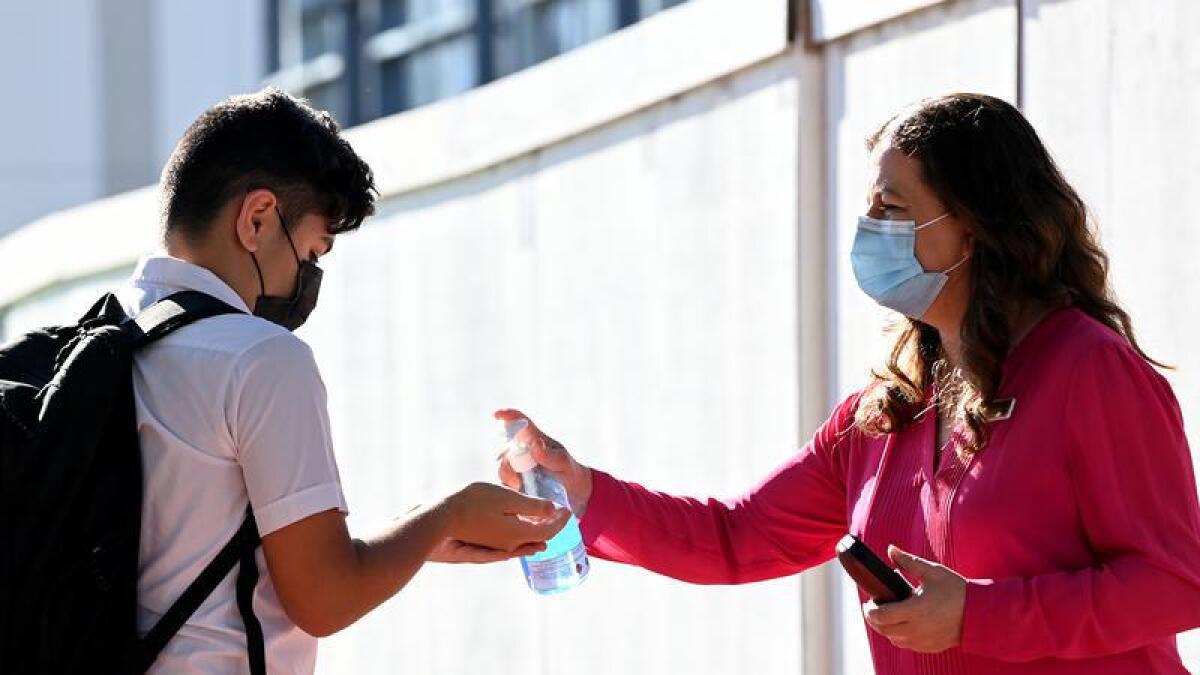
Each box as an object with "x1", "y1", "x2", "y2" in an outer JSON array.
[{"x1": 250, "y1": 208, "x2": 323, "y2": 331}]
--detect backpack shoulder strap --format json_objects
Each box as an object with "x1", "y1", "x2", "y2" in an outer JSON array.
[
  {"x1": 121, "y1": 291, "x2": 264, "y2": 673},
  {"x1": 131, "y1": 510, "x2": 262, "y2": 674},
  {"x1": 122, "y1": 290, "x2": 245, "y2": 348}
]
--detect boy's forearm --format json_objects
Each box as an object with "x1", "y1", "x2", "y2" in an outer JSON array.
[
  {"x1": 311, "y1": 501, "x2": 454, "y2": 636},
  {"x1": 356, "y1": 501, "x2": 454, "y2": 597}
]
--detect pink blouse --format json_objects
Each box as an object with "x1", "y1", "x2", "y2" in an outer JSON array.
[{"x1": 579, "y1": 308, "x2": 1200, "y2": 673}]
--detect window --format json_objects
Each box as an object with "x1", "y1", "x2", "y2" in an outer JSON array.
[
  {"x1": 492, "y1": 0, "x2": 621, "y2": 79},
  {"x1": 266, "y1": 0, "x2": 692, "y2": 126},
  {"x1": 267, "y1": 0, "x2": 359, "y2": 124},
  {"x1": 639, "y1": 0, "x2": 687, "y2": 16},
  {"x1": 366, "y1": 0, "x2": 480, "y2": 115}
]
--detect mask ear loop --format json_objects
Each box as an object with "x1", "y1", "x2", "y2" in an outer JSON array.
[
  {"x1": 941, "y1": 253, "x2": 971, "y2": 275},
  {"x1": 275, "y1": 206, "x2": 305, "y2": 264},
  {"x1": 248, "y1": 207, "x2": 299, "y2": 303},
  {"x1": 913, "y1": 211, "x2": 970, "y2": 276},
  {"x1": 249, "y1": 252, "x2": 267, "y2": 298},
  {"x1": 273, "y1": 206, "x2": 308, "y2": 303},
  {"x1": 913, "y1": 212, "x2": 951, "y2": 231}
]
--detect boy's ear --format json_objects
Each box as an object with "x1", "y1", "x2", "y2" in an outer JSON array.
[{"x1": 234, "y1": 189, "x2": 279, "y2": 253}]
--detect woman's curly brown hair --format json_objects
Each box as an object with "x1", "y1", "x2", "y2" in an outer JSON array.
[{"x1": 853, "y1": 93, "x2": 1165, "y2": 455}]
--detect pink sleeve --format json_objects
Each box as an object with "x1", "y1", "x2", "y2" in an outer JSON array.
[
  {"x1": 577, "y1": 395, "x2": 857, "y2": 585},
  {"x1": 960, "y1": 340, "x2": 1200, "y2": 660}
]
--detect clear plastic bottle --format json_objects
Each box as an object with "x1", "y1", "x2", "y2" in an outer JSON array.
[{"x1": 504, "y1": 418, "x2": 589, "y2": 594}]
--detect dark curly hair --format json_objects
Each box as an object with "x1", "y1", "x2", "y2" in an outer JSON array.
[
  {"x1": 853, "y1": 93, "x2": 1165, "y2": 455},
  {"x1": 160, "y1": 87, "x2": 376, "y2": 240}
]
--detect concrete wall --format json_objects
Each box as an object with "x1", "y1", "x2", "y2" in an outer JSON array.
[
  {"x1": 152, "y1": 0, "x2": 268, "y2": 170},
  {"x1": 0, "y1": 0, "x2": 265, "y2": 236},
  {"x1": 0, "y1": 0, "x2": 104, "y2": 237}
]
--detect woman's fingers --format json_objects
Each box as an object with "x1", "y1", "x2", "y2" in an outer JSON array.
[
  {"x1": 530, "y1": 434, "x2": 573, "y2": 472},
  {"x1": 495, "y1": 409, "x2": 574, "y2": 474},
  {"x1": 497, "y1": 508, "x2": 570, "y2": 551},
  {"x1": 497, "y1": 453, "x2": 522, "y2": 490}
]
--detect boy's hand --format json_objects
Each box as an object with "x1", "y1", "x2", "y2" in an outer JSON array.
[
  {"x1": 440, "y1": 482, "x2": 570, "y2": 553},
  {"x1": 427, "y1": 537, "x2": 546, "y2": 564}
]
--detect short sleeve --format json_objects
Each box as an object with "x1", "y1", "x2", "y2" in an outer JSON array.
[{"x1": 227, "y1": 334, "x2": 348, "y2": 536}]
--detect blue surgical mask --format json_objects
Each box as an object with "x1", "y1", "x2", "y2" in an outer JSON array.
[{"x1": 851, "y1": 213, "x2": 969, "y2": 319}]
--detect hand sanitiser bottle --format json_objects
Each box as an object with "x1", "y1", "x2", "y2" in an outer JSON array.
[{"x1": 504, "y1": 418, "x2": 589, "y2": 594}]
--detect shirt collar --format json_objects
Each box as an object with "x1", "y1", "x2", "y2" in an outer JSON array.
[{"x1": 130, "y1": 254, "x2": 252, "y2": 314}]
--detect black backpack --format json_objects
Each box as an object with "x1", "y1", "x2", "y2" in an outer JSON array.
[{"x1": 0, "y1": 290, "x2": 266, "y2": 674}]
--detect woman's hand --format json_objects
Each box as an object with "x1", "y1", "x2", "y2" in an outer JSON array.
[
  {"x1": 494, "y1": 409, "x2": 594, "y2": 516},
  {"x1": 862, "y1": 546, "x2": 966, "y2": 653}
]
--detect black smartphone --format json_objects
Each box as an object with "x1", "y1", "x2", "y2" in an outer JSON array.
[{"x1": 835, "y1": 534, "x2": 913, "y2": 604}]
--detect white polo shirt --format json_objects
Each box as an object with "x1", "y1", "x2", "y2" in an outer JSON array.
[{"x1": 117, "y1": 255, "x2": 348, "y2": 674}]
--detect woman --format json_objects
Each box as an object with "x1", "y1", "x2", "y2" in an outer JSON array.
[{"x1": 496, "y1": 93, "x2": 1200, "y2": 673}]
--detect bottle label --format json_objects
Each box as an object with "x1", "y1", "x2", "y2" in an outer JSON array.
[
  {"x1": 525, "y1": 541, "x2": 590, "y2": 591},
  {"x1": 517, "y1": 471, "x2": 590, "y2": 592}
]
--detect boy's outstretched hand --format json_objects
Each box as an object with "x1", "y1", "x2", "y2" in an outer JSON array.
[{"x1": 427, "y1": 481, "x2": 570, "y2": 563}]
